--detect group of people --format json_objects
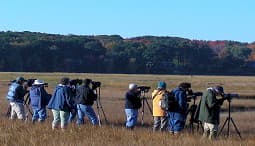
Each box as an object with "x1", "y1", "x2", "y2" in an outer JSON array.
[
  {"x1": 6, "y1": 77, "x2": 99, "y2": 130},
  {"x1": 6, "y1": 76, "x2": 226, "y2": 140},
  {"x1": 124, "y1": 81, "x2": 226, "y2": 140}
]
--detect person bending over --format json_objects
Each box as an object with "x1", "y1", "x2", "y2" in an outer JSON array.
[{"x1": 124, "y1": 84, "x2": 141, "y2": 129}]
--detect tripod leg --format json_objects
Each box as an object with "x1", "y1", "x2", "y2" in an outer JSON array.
[
  {"x1": 97, "y1": 99, "x2": 108, "y2": 124},
  {"x1": 230, "y1": 118, "x2": 242, "y2": 139},
  {"x1": 218, "y1": 118, "x2": 229, "y2": 137},
  {"x1": 145, "y1": 98, "x2": 153, "y2": 115},
  {"x1": 95, "y1": 101, "x2": 102, "y2": 126},
  {"x1": 141, "y1": 99, "x2": 145, "y2": 125}
]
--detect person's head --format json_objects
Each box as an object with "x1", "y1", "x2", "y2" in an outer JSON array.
[
  {"x1": 60, "y1": 77, "x2": 70, "y2": 85},
  {"x1": 179, "y1": 82, "x2": 191, "y2": 91},
  {"x1": 213, "y1": 86, "x2": 224, "y2": 96},
  {"x1": 32, "y1": 79, "x2": 45, "y2": 87},
  {"x1": 16, "y1": 76, "x2": 26, "y2": 85},
  {"x1": 157, "y1": 81, "x2": 166, "y2": 90},
  {"x1": 129, "y1": 83, "x2": 138, "y2": 92},
  {"x1": 84, "y1": 78, "x2": 92, "y2": 86}
]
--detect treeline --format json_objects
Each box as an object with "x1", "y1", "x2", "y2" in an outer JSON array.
[{"x1": 0, "y1": 31, "x2": 254, "y2": 75}]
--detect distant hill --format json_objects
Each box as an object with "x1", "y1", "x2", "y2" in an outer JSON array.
[{"x1": 0, "y1": 31, "x2": 254, "y2": 75}]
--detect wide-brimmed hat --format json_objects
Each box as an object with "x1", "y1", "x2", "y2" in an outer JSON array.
[{"x1": 33, "y1": 79, "x2": 45, "y2": 85}]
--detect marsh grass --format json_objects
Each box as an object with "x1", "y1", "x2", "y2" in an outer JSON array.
[{"x1": 0, "y1": 73, "x2": 255, "y2": 145}]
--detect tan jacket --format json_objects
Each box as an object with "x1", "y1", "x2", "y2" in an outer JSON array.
[{"x1": 152, "y1": 89, "x2": 166, "y2": 116}]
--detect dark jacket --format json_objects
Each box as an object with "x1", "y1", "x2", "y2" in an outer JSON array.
[
  {"x1": 75, "y1": 85, "x2": 97, "y2": 106},
  {"x1": 29, "y1": 85, "x2": 51, "y2": 109},
  {"x1": 6, "y1": 82, "x2": 27, "y2": 103},
  {"x1": 168, "y1": 87, "x2": 188, "y2": 121},
  {"x1": 198, "y1": 89, "x2": 223, "y2": 125},
  {"x1": 47, "y1": 84, "x2": 74, "y2": 112},
  {"x1": 125, "y1": 91, "x2": 141, "y2": 109}
]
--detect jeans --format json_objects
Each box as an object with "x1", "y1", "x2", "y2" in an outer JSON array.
[
  {"x1": 77, "y1": 104, "x2": 99, "y2": 125},
  {"x1": 52, "y1": 109, "x2": 70, "y2": 129},
  {"x1": 32, "y1": 107, "x2": 47, "y2": 122},
  {"x1": 168, "y1": 112, "x2": 186, "y2": 133},
  {"x1": 153, "y1": 116, "x2": 168, "y2": 131},
  {"x1": 10, "y1": 102, "x2": 25, "y2": 120},
  {"x1": 125, "y1": 109, "x2": 138, "y2": 128}
]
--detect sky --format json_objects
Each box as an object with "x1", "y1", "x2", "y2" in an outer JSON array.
[{"x1": 0, "y1": 0, "x2": 254, "y2": 43}]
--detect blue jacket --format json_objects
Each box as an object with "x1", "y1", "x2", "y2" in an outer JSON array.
[
  {"x1": 6, "y1": 82, "x2": 27, "y2": 103},
  {"x1": 169, "y1": 87, "x2": 188, "y2": 121},
  {"x1": 29, "y1": 85, "x2": 51, "y2": 109},
  {"x1": 47, "y1": 84, "x2": 74, "y2": 112}
]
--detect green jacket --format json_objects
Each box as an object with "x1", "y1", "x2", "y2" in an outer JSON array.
[{"x1": 198, "y1": 89, "x2": 223, "y2": 125}]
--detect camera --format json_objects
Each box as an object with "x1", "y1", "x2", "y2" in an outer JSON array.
[
  {"x1": 223, "y1": 93, "x2": 239, "y2": 101},
  {"x1": 137, "y1": 86, "x2": 151, "y2": 93},
  {"x1": 187, "y1": 91, "x2": 203, "y2": 102},
  {"x1": 91, "y1": 81, "x2": 101, "y2": 89}
]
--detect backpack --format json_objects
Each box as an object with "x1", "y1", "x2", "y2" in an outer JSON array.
[
  {"x1": 160, "y1": 91, "x2": 178, "y2": 111},
  {"x1": 6, "y1": 83, "x2": 19, "y2": 101}
]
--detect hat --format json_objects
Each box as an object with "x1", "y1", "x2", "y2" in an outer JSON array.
[
  {"x1": 16, "y1": 76, "x2": 26, "y2": 82},
  {"x1": 129, "y1": 83, "x2": 138, "y2": 90},
  {"x1": 60, "y1": 77, "x2": 70, "y2": 85},
  {"x1": 33, "y1": 79, "x2": 44, "y2": 85},
  {"x1": 158, "y1": 81, "x2": 166, "y2": 89},
  {"x1": 213, "y1": 86, "x2": 224, "y2": 94}
]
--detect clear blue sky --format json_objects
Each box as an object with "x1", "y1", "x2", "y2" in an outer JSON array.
[{"x1": 1, "y1": 0, "x2": 254, "y2": 42}]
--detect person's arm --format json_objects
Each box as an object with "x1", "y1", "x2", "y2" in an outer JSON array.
[
  {"x1": 206, "y1": 92, "x2": 218, "y2": 108},
  {"x1": 178, "y1": 91, "x2": 188, "y2": 112}
]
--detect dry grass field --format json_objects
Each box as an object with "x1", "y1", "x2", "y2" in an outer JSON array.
[{"x1": 0, "y1": 72, "x2": 255, "y2": 146}]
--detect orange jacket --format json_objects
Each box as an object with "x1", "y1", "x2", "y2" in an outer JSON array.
[{"x1": 152, "y1": 89, "x2": 166, "y2": 116}]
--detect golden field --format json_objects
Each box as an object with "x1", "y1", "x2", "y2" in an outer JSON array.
[{"x1": 0, "y1": 72, "x2": 254, "y2": 146}]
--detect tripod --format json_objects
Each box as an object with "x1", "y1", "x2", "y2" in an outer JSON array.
[
  {"x1": 95, "y1": 87, "x2": 108, "y2": 126},
  {"x1": 186, "y1": 99, "x2": 203, "y2": 133},
  {"x1": 140, "y1": 91, "x2": 153, "y2": 126},
  {"x1": 24, "y1": 93, "x2": 33, "y2": 120},
  {"x1": 217, "y1": 99, "x2": 242, "y2": 139}
]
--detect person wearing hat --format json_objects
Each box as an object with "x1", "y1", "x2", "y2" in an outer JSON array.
[
  {"x1": 124, "y1": 83, "x2": 142, "y2": 129},
  {"x1": 6, "y1": 76, "x2": 28, "y2": 120},
  {"x1": 198, "y1": 86, "x2": 225, "y2": 140},
  {"x1": 29, "y1": 79, "x2": 51, "y2": 123},
  {"x1": 47, "y1": 77, "x2": 75, "y2": 130},
  {"x1": 168, "y1": 82, "x2": 190, "y2": 134},
  {"x1": 151, "y1": 81, "x2": 168, "y2": 131}
]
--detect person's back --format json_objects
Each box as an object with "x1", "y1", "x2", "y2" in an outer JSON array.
[
  {"x1": 172, "y1": 87, "x2": 188, "y2": 114},
  {"x1": 168, "y1": 82, "x2": 190, "y2": 134},
  {"x1": 152, "y1": 89, "x2": 166, "y2": 117},
  {"x1": 199, "y1": 86, "x2": 225, "y2": 140},
  {"x1": 76, "y1": 79, "x2": 99, "y2": 125},
  {"x1": 199, "y1": 89, "x2": 221, "y2": 125},
  {"x1": 6, "y1": 77, "x2": 27, "y2": 120},
  {"x1": 125, "y1": 90, "x2": 141, "y2": 109},
  {"x1": 75, "y1": 85, "x2": 96, "y2": 106},
  {"x1": 29, "y1": 80, "x2": 50, "y2": 122},
  {"x1": 152, "y1": 81, "x2": 168, "y2": 131},
  {"x1": 48, "y1": 77, "x2": 74, "y2": 130}
]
